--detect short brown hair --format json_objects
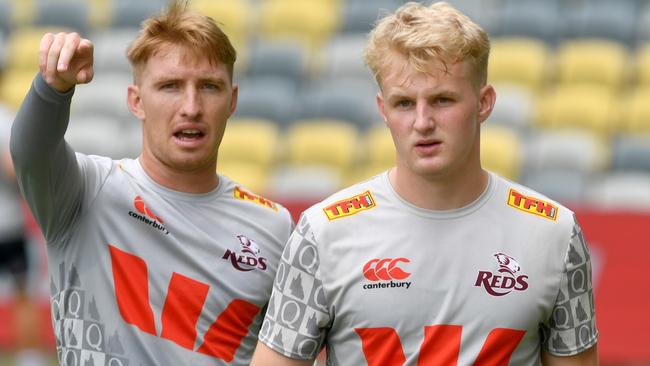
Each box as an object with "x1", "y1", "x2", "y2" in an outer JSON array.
[
  {"x1": 127, "y1": 0, "x2": 236, "y2": 82},
  {"x1": 364, "y1": 1, "x2": 490, "y2": 88}
]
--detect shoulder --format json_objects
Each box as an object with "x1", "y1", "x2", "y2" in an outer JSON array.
[
  {"x1": 491, "y1": 173, "x2": 576, "y2": 238},
  {"x1": 301, "y1": 173, "x2": 384, "y2": 232},
  {"x1": 222, "y1": 176, "x2": 293, "y2": 227}
]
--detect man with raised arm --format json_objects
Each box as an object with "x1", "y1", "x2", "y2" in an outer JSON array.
[{"x1": 10, "y1": 1, "x2": 292, "y2": 365}]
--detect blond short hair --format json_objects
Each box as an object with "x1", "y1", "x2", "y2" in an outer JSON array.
[
  {"x1": 127, "y1": 0, "x2": 236, "y2": 83},
  {"x1": 364, "y1": 1, "x2": 490, "y2": 88}
]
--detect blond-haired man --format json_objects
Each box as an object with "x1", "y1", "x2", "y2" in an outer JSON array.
[
  {"x1": 11, "y1": 1, "x2": 292, "y2": 365},
  {"x1": 251, "y1": 2, "x2": 598, "y2": 365}
]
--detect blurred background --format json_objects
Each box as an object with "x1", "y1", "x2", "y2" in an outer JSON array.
[{"x1": 0, "y1": 0, "x2": 648, "y2": 365}]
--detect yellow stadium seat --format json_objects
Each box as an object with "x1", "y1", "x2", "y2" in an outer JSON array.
[
  {"x1": 365, "y1": 124, "x2": 394, "y2": 173},
  {"x1": 344, "y1": 124, "x2": 395, "y2": 186},
  {"x1": 535, "y1": 85, "x2": 619, "y2": 137},
  {"x1": 219, "y1": 117, "x2": 280, "y2": 168},
  {"x1": 488, "y1": 37, "x2": 550, "y2": 92},
  {"x1": 218, "y1": 161, "x2": 270, "y2": 195},
  {"x1": 0, "y1": 70, "x2": 35, "y2": 111},
  {"x1": 285, "y1": 119, "x2": 359, "y2": 172},
  {"x1": 555, "y1": 39, "x2": 630, "y2": 90},
  {"x1": 258, "y1": 0, "x2": 339, "y2": 54},
  {"x1": 622, "y1": 87, "x2": 650, "y2": 133},
  {"x1": 480, "y1": 125, "x2": 522, "y2": 180},
  {"x1": 635, "y1": 43, "x2": 650, "y2": 86},
  {"x1": 191, "y1": 0, "x2": 251, "y2": 57}
]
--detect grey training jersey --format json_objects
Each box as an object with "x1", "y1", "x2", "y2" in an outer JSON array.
[
  {"x1": 259, "y1": 171, "x2": 597, "y2": 365},
  {"x1": 11, "y1": 75, "x2": 293, "y2": 365}
]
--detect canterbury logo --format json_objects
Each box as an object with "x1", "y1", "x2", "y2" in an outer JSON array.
[
  {"x1": 363, "y1": 258, "x2": 411, "y2": 281},
  {"x1": 324, "y1": 191, "x2": 376, "y2": 220},
  {"x1": 134, "y1": 196, "x2": 164, "y2": 223},
  {"x1": 234, "y1": 187, "x2": 278, "y2": 211},
  {"x1": 129, "y1": 196, "x2": 169, "y2": 235},
  {"x1": 507, "y1": 189, "x2": 558, "y2": 221}
]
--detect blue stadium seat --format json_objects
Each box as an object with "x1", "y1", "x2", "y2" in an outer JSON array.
[
  {"x1": 235, "y1": 76, "x2": 298, "y2": 126},
  {"x1": 296, "y1": 76, "x2": 380, "y2": 129}
]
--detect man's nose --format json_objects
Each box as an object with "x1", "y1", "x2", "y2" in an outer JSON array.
[
  {"x1": 180, "y1": 88, "x2": 202, "y2": 118},
  {"x1": 414, "y1": 103, "x2": 435, "y2": 132}
]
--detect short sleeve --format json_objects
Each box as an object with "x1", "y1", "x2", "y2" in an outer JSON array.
[
  {"x1": 542, "y1": 214, "x2": 598, "y2": 355},
  {"x1": 258, "y1": 214, "x2": 330, "y2": 360}
]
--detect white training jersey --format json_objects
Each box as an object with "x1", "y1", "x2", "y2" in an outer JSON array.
[
  {"x1": 259, "y1": 171, "x2": 597, "y2": 365},
  {"x1": 12, "y1": 74, "x2": 294, "y2": 365}
]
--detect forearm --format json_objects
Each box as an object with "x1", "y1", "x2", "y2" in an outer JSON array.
[
  {"x1": 10, "y1": 73, "x2": 82, "y2": 240},
  {"x1": 251, "y1": 342, "x2": 315, "y2": 366},
  {"x1": 542, "y1": 344, "x2": 599, "y2": 366},
  {"x1": 10, "y1": 73, "x2": 74, "y2": 168}
]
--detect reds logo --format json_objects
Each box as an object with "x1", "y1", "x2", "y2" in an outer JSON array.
[
  {"x1": 475, "y1": 253, "x2": 529, "y2": 297},
  {"x1": 362, "y1": 258, "x2": 412, "y2": 290},
  {"x1": 222, "y1": 235, "x2": 267, "y2": 272}
]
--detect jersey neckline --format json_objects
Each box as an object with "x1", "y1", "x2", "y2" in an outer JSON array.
[
  {"x1": 127, "y1": 158, "x2": 228, "y2": 201},
  {"x1": 381, "y1": 170, "x2": 497, "y2": 220}
]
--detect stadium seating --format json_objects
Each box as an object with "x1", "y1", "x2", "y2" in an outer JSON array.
[
  {"x1": 555, "y1": 39, "x2": 630, "y2": 90},
  {"x1": 319, "y1": 34, "x2": 371, "y2": 79},
  {"x1": 245, "y1": 40, "x2": 307, "y2": 86},
  {"x1": 610, "y1": 134, "x2": 650, "y2": 173},
  {"x1": 218, "y1": 117, "x2": 280, "y2": 169},
  {"x1": 560, "y1": 0, "x2": 639, "y2": 46},
  {"x1": 523, "y1": 129, "x2": 608, "y2": 176},
  {"x1": 91, "y1": 27, "x2": 138, "y2": 74},
  {"x1": 235, "y1": 76, "x2": 298, "y2": 126},
  {"x1": 0, "y1": 70, "x2": 35, "y2": 111},
  {"x1": 296, "y1": 76, "x2": 381, "y2": 129},
  {"x1": 190, "y1": 0, "x2": 251, "y2": 53},
  {"x1": 585, "y1": 172, "x2": 650, "y2": 210},
  {"x1": 488, "y1": 37, "x2": 550, "y2": 92},
  {"x1": 480, "y1": 124, "x2": 522, "y2": 180},
  {"x1": 494, "y1": 0, "x2": 560, "y2": 44},
  {"x1": 635, "y1": 43, "x2": 650, "y2": 86},
  {"x1": 622, "y1": 86, "x2": 650, "y2": 133},
  {"x1": 33, "y1": 0, "x2": 91, "y2": 35},
  {"x1": 355, "y1": 123, "x2": 394, "y2": 184},
  {"x1": 258, "y1": 0, "x2": 339, "y2": 56},
  {"x1": 69, "y1": 72, "x2": 132, "y2": 121},
  {"x1": 486, "y1": 83, "x2": 535, "y2": 132},
  {"x1": 339, "y1": 0, "x2": 402, "y2": 34},
  {"x1": 535, "y1": 84, "x2": 619, "y2": 137}
]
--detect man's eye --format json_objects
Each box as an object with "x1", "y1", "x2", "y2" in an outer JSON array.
[
  {"x1": 160, "y1": 83, "x2": 177, "y2": 89},
  {"x1": 435, "y1": 97, "x2": 452, "y2": 105},
  {"x1": 396, "y1": 100, "x2": 412, "y2": 108},
  {"x1": 201, "y1": 83, "x2": 219, "y2": 90}
]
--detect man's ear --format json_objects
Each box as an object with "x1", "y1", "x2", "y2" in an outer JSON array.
[
  {"x1": 477, "y1": 84, "x2": 496, "y2": 124},
  {"x1": 127, "y1": 84, "x2": 145, "y2": 121},
  {"x1": 229, "y1": 83, "x2": 238, "y2": 117},
  {"x1": 377, "y1": 91, "x2": 388, "y2": 126}
]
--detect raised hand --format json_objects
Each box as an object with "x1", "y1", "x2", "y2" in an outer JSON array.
[{"x1": 39, "y1": 32, "x2": 94, "y2": 93}]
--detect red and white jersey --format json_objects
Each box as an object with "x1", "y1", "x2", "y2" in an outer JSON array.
[
  {"x1": 258, "y1": 171, "x2": 597, "y2": 365},
  {"x1": 12, "y1": 75, "x2": 294, "y2": 365}
]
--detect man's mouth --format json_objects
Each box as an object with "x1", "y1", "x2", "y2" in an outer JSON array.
[{"x1": 174, "y1": 129, "x2": 204, "y2": 140}]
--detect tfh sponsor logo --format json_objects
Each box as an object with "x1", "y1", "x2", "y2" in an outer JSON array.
[
  {"x1": 222, "y1": 235, "x2": 268, "y2": 272},
  {"x1": 507, "y1": 189, "x2": 558, "y2": 221},
  {"x1": 475, "y1": 252, "x2": 529, "y2": 297},
  {"x1": 128, "y1": 196, "x2": 169, "y2": 235},
  {"x1": 362, "y1": 258, "x2": 412, "y2": 290},
  {"x1": 324, "y1": 191, "x2": 376, "y2": 220},
  {"x1": 234, "y1": 186, "x2": 278, "y2": 211}
]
